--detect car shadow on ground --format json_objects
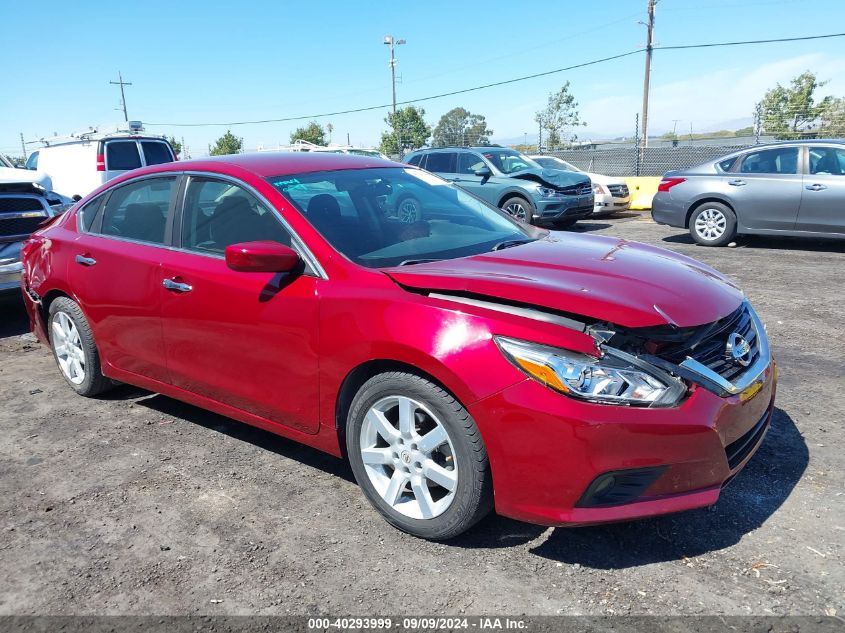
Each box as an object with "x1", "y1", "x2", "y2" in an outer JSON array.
[
  {"x1": 526, "y1": 407, "x2": 807, "y2": 568},
  {"x1": 0, "y1": 296, "x2": 29, "y2": 339},
  {"x1": 567, "y1": 222, "x2": 612, "y2": 233},
  {"x1": 117, "y1": 387, "x2": 356, "y2": 483},
  {"x1": 662, "y1": 231, "x2": 845, "y2": 253}
]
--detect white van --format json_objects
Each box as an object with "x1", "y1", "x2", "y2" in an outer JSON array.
[{"x1": 25, "y1": 122, "x2": 176, "y2": 199}]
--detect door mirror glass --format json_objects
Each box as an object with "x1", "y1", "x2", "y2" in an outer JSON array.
[{"x1": 225, "y1": 240, "x2": 300, "y2": 273}]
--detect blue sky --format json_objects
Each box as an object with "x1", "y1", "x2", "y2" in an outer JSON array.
[{"x1": 2, "y1": 0, "x2": 844, "y2": 156}]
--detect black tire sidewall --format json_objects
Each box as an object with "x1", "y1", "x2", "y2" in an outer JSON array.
[
  {"x1": 500, "y1": 196, "x2": 535, "y2": 225},
  {"x1": 346, "y1": 373, "x2": 491, "y2": 540},
  {"x1": 690, "y1": 203, "x2": 737, "y2": 246}
]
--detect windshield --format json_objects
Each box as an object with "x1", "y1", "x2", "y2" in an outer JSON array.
[
  {"x1": 480, "y1": 149, "x2": 541, "y2": 174},
  {"x1": 269, "y1": 167, "x2": 533, "y2": 268},
  {"x1": 533, "y1": 156, "x2": 581, "y2": 172}
]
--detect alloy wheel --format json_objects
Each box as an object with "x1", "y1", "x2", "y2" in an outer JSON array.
[
  {"x1": 504, "y1": 201, "x2": 527, "y2": 221},
  {"x1": 52, "y1": 312, "x2": 86, "y2": 385},
  {"x1": 694, "y1": 208, "x2": 727, "y2": 241},
  {"x1": 397, "y1": 198, "x2": 421, "y2": 223},
  {"x1": 359, "y1": 395, "x2": 458, "y2": 520}
]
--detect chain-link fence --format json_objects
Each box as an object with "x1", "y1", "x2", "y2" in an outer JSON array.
[{"x1": 546, "y1": 144, "x2": 758, "y2": 177}]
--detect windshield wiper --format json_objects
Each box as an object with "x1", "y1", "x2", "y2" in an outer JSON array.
[
  {"x1": 491, "y1": 239, "x2": 535, "y2": 251},
  {"x1": 398, "y1": 258, "x2": 442, "y2": 266}
]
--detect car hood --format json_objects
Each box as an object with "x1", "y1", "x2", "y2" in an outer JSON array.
[
  {"x1": 586, "y1": 172, "x2": 625, "y2": 187},
  {"x1": 508, "y1": 168, "x2": 590, "y2": 189},
  {"x1": 384, "y1": 233, "x2": 743, "y2": 328},
  {"x1": 0, "y1": 167, "x2": 53, "y2": 193}
]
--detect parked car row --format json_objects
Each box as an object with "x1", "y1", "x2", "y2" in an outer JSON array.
[
  {"x1": 20, "y1": 152, "x2": 775, "y2": 540},
  {"x1": 652, "y1": 140, "x2": 845, "y2": 246}
]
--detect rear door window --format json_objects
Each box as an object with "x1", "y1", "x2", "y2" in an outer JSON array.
[
  {"x1": 405, "y1": 154, "x2": 423, "y2": 167},
  {"x1": 105, "y1": 141, "x2": 142, "y2": 170},
  {"x1": 424, "y1": 152, "x2": 456, "y2": 173},
  {"x1": 98, "y1": 176, "x2": 176, "y2": 244},
  {"x1": 141, "y1": 141, "x2": 174, "y2": 166},
  {"x1": 739, "y1": 148, "x2": 799, "y2": 175}
]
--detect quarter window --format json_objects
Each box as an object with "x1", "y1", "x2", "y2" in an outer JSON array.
[
  {"x1": 809, "y1": 147, "x2": 845, "y2": 175},
  {"x1": 78, "y1": 197, "x2": 103, "y2": 232},
  {"x1": 180, "y1": 177, "x2": 292, "y2": 254},
  {"x1": 105, "y1": 141, "x2": 142, "y2": 170},
  {"x1": 99, "y1": 177, "x2": 176, "y2": 244},
  {"x1": 739, "y1": 148, "x2": 799, "y2": 175}
]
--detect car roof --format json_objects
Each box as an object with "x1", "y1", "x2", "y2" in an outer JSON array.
[
  {"x1": 732, "y1": 139, "x2": 845, "y2": 150},
  {"x1": 126, "y1": 151, "x2": 402, "y2": 179}
]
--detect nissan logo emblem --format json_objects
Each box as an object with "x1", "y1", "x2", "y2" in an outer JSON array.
[{"x1": 726, "y1": 333, "x2": 752, "y2": 367}]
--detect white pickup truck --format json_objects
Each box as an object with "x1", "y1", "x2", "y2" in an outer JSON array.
[{"x1": 0, "y1": 154, "x2": 74, "y2": 296}]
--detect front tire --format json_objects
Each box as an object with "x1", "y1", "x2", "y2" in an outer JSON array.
[
  {"x1": 48, "y1": 297, "x2": 112, "y2": 397},
  {"x1": 346, "y1": 372, "x2": 493, "y2": 540},
  {"x1": 689, "y1": 202, "x2": 737, "y2": 246},
  {"x1": 500, "y1": 196, "x2": 535, "y2": 224}
]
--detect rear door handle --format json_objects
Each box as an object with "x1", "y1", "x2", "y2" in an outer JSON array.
[
  {"x1": 75, "y1": 255, "x2": 96, "y2": 266},
  {"x1": 805, "y1": 183, "x2": 827, "y2": 191},
  {"x1": 728, "y1": 179, "x2": 746, "y2": 186},
  {"x1": 162, "y1": 278, "x2": 193, "y2": 293}
]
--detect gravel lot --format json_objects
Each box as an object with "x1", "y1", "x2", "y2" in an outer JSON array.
[{"x1": 0, "y1": 215, "x2": 842, "y2": 617}]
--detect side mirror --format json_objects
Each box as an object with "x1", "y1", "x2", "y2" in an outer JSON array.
[
  {"x1": 474, "y1": 166, "x2": 492, "y2": 181},
  {"x1": 225, "y1": 241, "x2": 300, "y2": 273}
]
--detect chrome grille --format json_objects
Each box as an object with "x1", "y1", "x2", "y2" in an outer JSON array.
[
  {"x1": 656, "y1": 304, "x2": 760, "y2": 383},
  {"x1": 559, "y1": 183, "x2": 593, "y2": 196},
  {"x1": 607, "y1": 184, "x2": 629, "y2": 198}
]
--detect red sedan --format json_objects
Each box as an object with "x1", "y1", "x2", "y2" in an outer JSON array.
[{"x1": 20, "y1": 153, "x2": 776, "y2": 539}]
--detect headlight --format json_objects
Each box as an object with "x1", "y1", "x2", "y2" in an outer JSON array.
[
  {"x1": 537, "y1": 186, "x2": 563, "y2": 198},
  {"x1": 495, "y1": 336, "x2": 686, "y2": 407},
  {"x1": 593, "y1": 183, "x2": 607, "y2": 194}
]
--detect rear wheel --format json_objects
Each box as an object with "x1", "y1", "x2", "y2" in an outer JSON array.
[
  {"x1": 346, "y1": 372, "x2": 493, "y2": 540},
  {"x1": 500, "y1": 196, "x2": 535, "y2": 224},
  {"x1": 48, "y1": 297, "x2": 112, "y2": 397},
  {"x1": 689, "y1": 202, "x2": 737, "y2": 246}
]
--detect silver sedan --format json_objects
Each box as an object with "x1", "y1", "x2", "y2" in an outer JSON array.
[{"x1": 651, "y1": 140, "x2": 845, "y2": 246}]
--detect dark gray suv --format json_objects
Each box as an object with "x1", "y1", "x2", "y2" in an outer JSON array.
[
  {"x1": 652, "y1": 140, "x2": 845, "y2": 246},
  {"x1": 402, "y1": 147, "x2": 593, "y2": 227}
]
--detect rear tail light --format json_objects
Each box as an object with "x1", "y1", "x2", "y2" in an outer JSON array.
[
  {"x1": 96, "y1": 153, "x2": 105, "y2": 172},
  {"x1": 657, "y1": 177, "x2": 686, "y2": 192}
]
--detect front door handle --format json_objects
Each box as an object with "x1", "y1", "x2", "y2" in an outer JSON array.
[
  {"x1": 805, "y1": 183, "x2": 828, "y2": 191},
  {"x1": 162, "y1": 278, "x2": 193, "y2": 293},
  {"x1": 728, "y1": 179, "x2": 746, "y2": 186},
  {"x1": 75, "y1": 254, "x2": 97, "y2": 266}
]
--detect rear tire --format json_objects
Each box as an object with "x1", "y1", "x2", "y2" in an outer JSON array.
[
  {"x1": 689, "y1": 202, "x2": 737, "y2": 246},
  {"x1": 395, "y1": 195, "x2": 422, "y2": 223},
  {"x1": 48, "y1": 297, "x2": 112, "y2": 397},
  {"x1": 346, "y1": 372, "x2": 493, "y2": 540},
  {"x1": 500, "y1": 196, "x2": 535, "y2": 225}
]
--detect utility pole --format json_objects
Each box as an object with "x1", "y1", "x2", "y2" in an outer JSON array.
[
  {"x1": 383, "y1": 35, "x2": 406, "y2": 116},
  {"x1": 640, "y1": 0, "x2": 656, "y2": 150},
  {"x1": 20, "y1": 133, "x2": 27, "y2": 160},
  {"x1": 110, "y1": 71, "x2": 132, "y2": 122}
]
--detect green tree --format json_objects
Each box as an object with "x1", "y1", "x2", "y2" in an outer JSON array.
[
  {"x1": 431, "y1": 107, "x2": 492, "y2": 147},
  {"x1": 167, "y1": 136, "x2": 183, "y2": 157},
  {"x1": 379, "y1": 106, "x2": 431, "y2": 155},
  {"x1": 734, "y1": 126, "x2": 754, "y2": 136},
  {"x1": 535, "y1": 82, "x2": 585, "y2": 150},
  {"x1": 756, "y1": 71, "x2": 833, "y2": 139},
  {"x1": 208, "y1": 130, "x2": 243, "y2": 156},
  {"x1": 290, "y1": 121, "x2": 326, "y2": 146},
  {"x1": 819, "y1": 97, "x2": 845, "y2": 137}
]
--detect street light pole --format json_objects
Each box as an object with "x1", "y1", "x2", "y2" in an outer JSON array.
[{"x1": 384, "y1": 35, "x2": 406, "y2": 116}]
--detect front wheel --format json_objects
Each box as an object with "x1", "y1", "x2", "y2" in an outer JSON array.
[
  {"x1": 500, "y1": 196, "x2": 535, "y2": 224},
  {"x1": 689, "y1": 202, "x2": 737, "y2": 246},
  {"x1": 395, "y1": 195, "x2": 423, "y2": 223},
  {"x1": 346, "y1": 372, "x2": 493, "y2": 540}
]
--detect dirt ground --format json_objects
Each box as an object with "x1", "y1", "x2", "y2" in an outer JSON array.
[{"x1": 0, "y1": 215, "x2": 842, "y2": 617}]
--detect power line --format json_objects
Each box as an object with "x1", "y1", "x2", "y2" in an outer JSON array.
[{"x1": 146, "y1": 31, "x2": 845, "y2": 129}]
